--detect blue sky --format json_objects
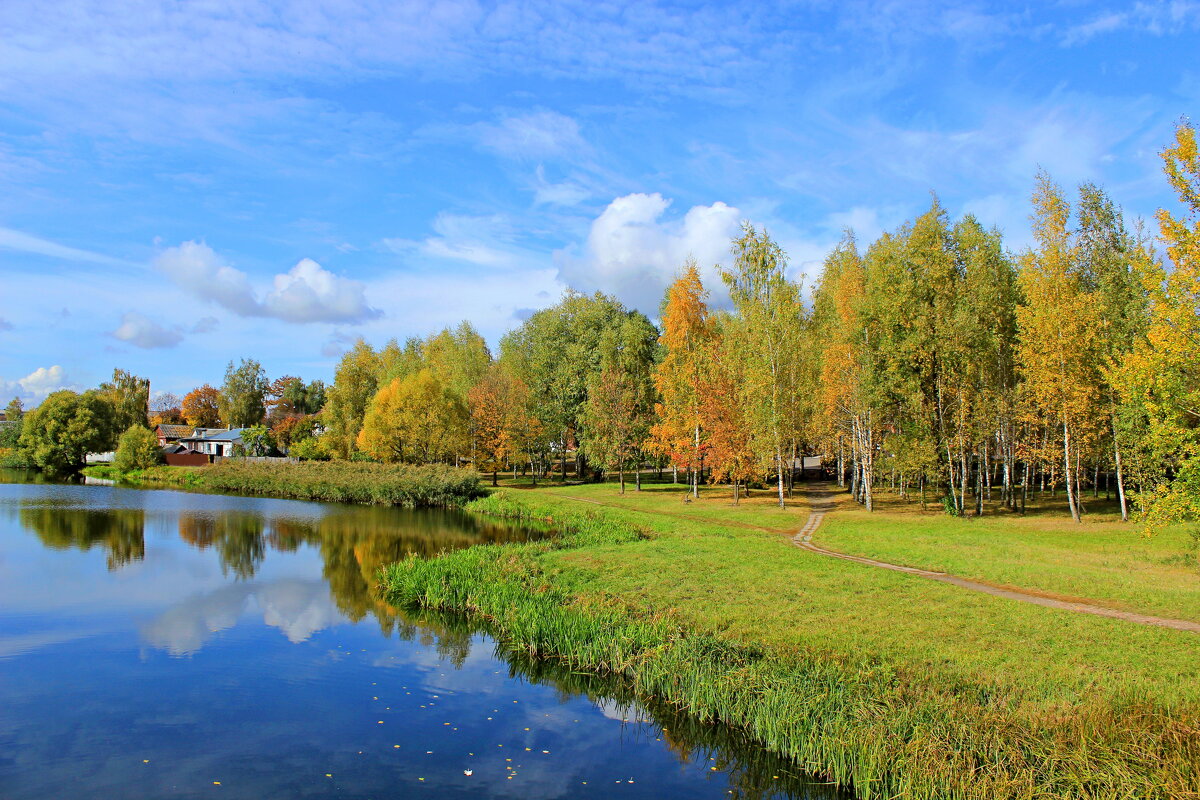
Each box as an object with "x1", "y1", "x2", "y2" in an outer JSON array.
[{"x1": 0, "y1": 0, "x2": 1196, "y2": 403}]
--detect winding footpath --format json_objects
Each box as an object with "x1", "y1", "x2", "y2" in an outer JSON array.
[
  {"x1": 555, "y1": 487, "x2": 1200, "y2": 633},
  {"x1": 794, "y1": 486, "x2": 1200, "y2": 634}
]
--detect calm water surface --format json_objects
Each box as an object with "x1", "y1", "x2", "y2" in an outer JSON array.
[{"x1": 0, "y1": 471, "x2": 843, "y2": 799}]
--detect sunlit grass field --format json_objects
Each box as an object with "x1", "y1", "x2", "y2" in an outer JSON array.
[{"x1": 383, "y1": 474, "x2": 1200, "y2": 798}]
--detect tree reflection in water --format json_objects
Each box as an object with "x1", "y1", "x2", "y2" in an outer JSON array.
[
  {"x1": 18, "y1": 497, "x2": 545, "y2": 637},
  {"x1": 20, "y1": 506, "x2": 146, "y2": 570}
]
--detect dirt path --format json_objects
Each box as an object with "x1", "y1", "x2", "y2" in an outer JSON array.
[
  {"x1": 794, "y1": 486, "x2": 1200, "y2": 634},
  {"x1": 554, "y1": 487, "x2": 1200, "y2": 633}
]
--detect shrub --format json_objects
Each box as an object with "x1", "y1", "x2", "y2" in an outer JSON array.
[{"x1": 113, "y1": 425, "x2": 163, "y2": 473}]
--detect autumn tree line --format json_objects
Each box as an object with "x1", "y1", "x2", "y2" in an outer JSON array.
[
  {"x1": 1, "y1": 359, "x2": 328, "y2": 474},
  {"x1": 320, "y1": 122, "x2": 1199, "y2": 528},
  {"x1": 2, "y1": 123, "x2": 1196, "y2": 527}
]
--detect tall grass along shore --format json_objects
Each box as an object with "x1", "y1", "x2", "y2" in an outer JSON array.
[
  {"x1": 381, "y1": 487, "x2": 1200, "y2": 800},
  {"x1": 84, "y1": 461, "x2": 484, "y2": 508}
]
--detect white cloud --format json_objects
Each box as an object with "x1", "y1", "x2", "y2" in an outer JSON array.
[
  {"x1": 0, "y1": 227, "x2": 134, "y2": 268},
  {"x1": 555, "y1": 193, "x2": 742, "y2": 313},
  {"x1": 1062, "y1": 2, "x2": 1200, "y2": 45},
  {"x1": 263, "y1": 258, "x2": 380, "y2": 323},
  {"x1": 532, "y1": 165, "x2": 590, "y2": 207},
  {"x1": 109, "y1": 311, "x2": 184, "y2": 349},
  {"x1": 0, "y1": 365, "x2": 73, "y2": 403},
  {"x1": 479, "y1": 111, "x2": 589, "y2": 161},
  {"x1": 385, "y1": 213, "x2": 527, "y2": 269},
  {"x1": 1062, "y1": 12, "x2": 1129, "y2": 45},
  {"x1": 155, "y1": 241, "x2": 259, "y2": 315},
  {"x1": 155, "y1": 241, "x2": 380, "y2": 324}
]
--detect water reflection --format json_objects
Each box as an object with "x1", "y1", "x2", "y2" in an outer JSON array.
[
  {"x1": 141, "y1": 579, "x2": 341, "y2": 655},
  {"x1": 388, "y1": 608, "x2": 846, "y2": 800},
  {"x1": 21, "y1": 506, "x2": 147, "y2": 569},
  {"x1": 13, "y1": 494, "x2": 545, "y2": 647},
  {"x1": 0, "y1": 478, "x2": 847, "y2": 800}
]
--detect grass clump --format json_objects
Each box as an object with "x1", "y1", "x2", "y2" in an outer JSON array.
[
  {"x1": 102, "y1": 460, "x2": 485, "y2": 508},
  {"x1": 382, "y1": 486, "x2": 1200, "y2": 800}
]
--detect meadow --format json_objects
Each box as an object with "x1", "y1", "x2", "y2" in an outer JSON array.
[{"x1": 382, "y1": 478, "x2": 1200, "y2": 800}]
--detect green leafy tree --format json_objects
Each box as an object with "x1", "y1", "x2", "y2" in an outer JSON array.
[
  {"x1": 240, "y1": 424, "x2": 275, "y2": 456},
  {"x1": 721, "y1": 224, "x2": 806, "y2": 507},
  {"x1": 325, "y1": 340, "x2": 382, "y2": 459},
  {"x1": 304, "y1": 380, "x2": 327, "y2": 413},
  {"x1": 219, "y1": 358, "x2": 269, "y2": 428},
  {"x1": 500, "y1": 290, "x2": 650, "y2": 480},
  {"x1": 113, "y1": 425, "x2": 163, "y2": 472},
  {"x1": 98, "y1": 369, "x2": 150, "y2": 432},
  {"x1": 290, "y1": 435, "x2": 330, "y2": 461},
  {"x1": 1, "y1": 396, "x2": 23, "y2": 448},
  {"x1": 18, "y1": 390, "x2": 117, "y2": 475}
]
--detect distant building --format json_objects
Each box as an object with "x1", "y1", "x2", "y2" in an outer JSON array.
[
  {"x1": 176, "y1": 428, "x2": 245, "y2": 458},
  {"x1": 155, "y1": 424, "x2": 192, "y2": 446}
]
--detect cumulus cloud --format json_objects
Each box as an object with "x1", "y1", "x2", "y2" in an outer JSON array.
[
  {"x1": 109, "y1": 311, "x2": 184, "y2": 349},
  {"x1": 0, "y1": 365, "x2": 73, "y2": 403},
  {"x1": 555, "y1": 193, "x2": 742, "y2": 313},
  {"x1": 155, "y1": 241, "x2": 380, "y2": 324},
  {"x1": 155, "y1": 240, "x2": 259, "y2": 315},
  {"x1": 262, "y1": 258, "x2": 380, "y2": 323}
]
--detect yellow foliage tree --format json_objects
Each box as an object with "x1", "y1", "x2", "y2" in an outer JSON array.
[
  {"x1": 356, "y1": 369, "x2": 468, "y2": 464},
  {"x1": 1015, "y1": 172, "x2": 1103, "y2": 522}
]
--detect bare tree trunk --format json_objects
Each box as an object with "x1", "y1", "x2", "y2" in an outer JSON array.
[
  {"x1": 945, "y1": 440, "x2": 959, "y2": 514},
  {"x1": 1063, "y1": 418, "x2": 1080, "y2": 522},
  {"x1": 960, "y1": 444, "x2": 969, "y2": 516},
  {"x1": 776, "y1": 450, "x2": 786, "y2": 508},
  {"x1": 619, "y1": 463, "x2": 625, "y2": 494},
  {"x1": 1114, "y1": 431, "x2": 1129, "y2": 522},
  {"x1": 837, "y1": 437, "x2": 845, "y2": 488}
]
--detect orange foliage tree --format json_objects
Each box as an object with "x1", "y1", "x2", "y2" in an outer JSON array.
[
  {"x1": 647, "y1": 260, "x2": 713, "y2": 496},
  {"x1": 181, "y1": 384, "x2": 221, "y2": 428}
]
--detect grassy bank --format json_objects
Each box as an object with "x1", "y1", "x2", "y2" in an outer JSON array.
[
  {"x1": 82, "y1": 460, "x2": 484, "y2": 508},
  {"x1": 381, "y1": 483, "x2": 1200, "y2": 800}
]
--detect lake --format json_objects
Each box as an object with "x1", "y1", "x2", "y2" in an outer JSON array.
[{"x1": 0, "y1": 472, "x2": 843, "y2": 799}]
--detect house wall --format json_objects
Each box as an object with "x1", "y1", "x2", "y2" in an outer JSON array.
[{"x1": 165, "y1": 452, "x2": 210, "y2": 467}]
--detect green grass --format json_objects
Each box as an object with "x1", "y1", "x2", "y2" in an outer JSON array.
[
  {"x1": 816, "y1": 487, "x2": 1200, "y2": 623},
  {"x1": 381, "y1": 480, "x2": 1200, "y2": 800},
  {"x1": 83, "y1": 460, "x2": 485, "y2": 508}
]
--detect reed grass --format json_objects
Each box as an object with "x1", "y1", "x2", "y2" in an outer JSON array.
[
  {"x1": 381, "y1": 489, "x2": 1200, "y2": 800},
  {"x1": 89, "y1": 461, "x2": 485, "y2": 507}
]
